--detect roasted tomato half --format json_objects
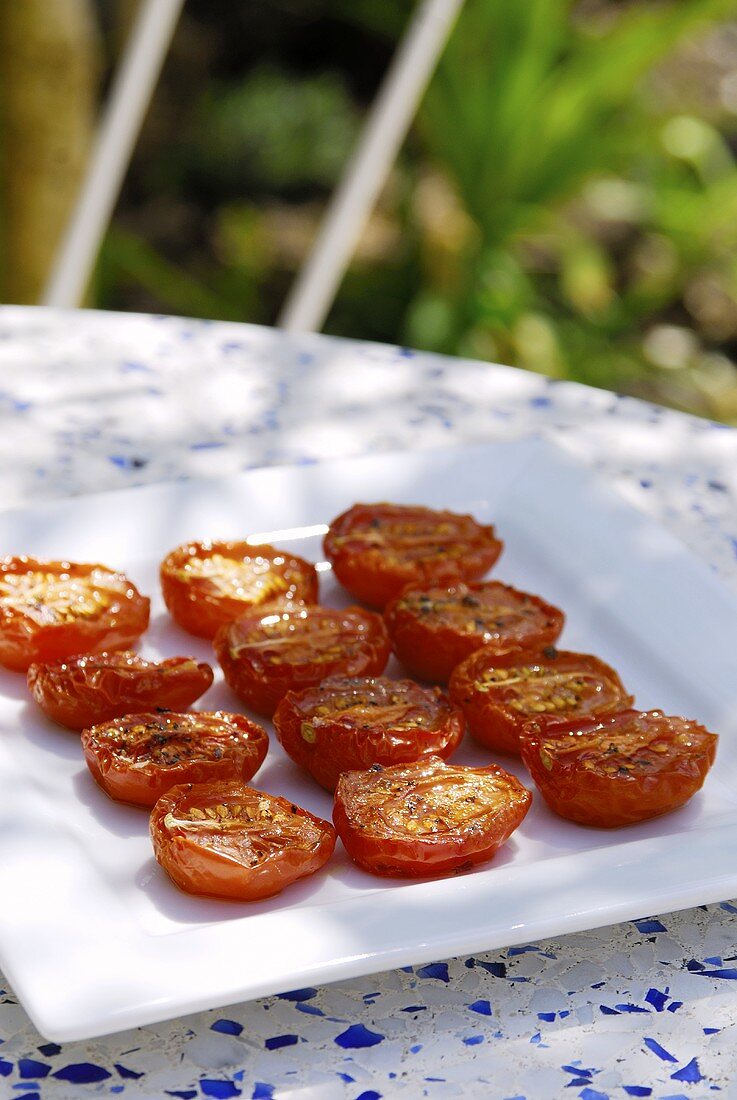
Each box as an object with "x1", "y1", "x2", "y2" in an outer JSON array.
[
  {"x1": 150, "y1": 780, "x2": 336, "y2": 900},
  {"x1": 214, "y1": 601, "x2": 391, "y2": 717},
  {"x1": 324, "y1": 502, "x2": 503, "y2": 609},
  {"x1": 520, "y1": 709, "x2": 718, "y2": 828},
  {"x1": 161, "y1": 540, "x2": 318, "y2": 639},
  {"x1": 0, "y1": 556, "x2": 150, "y2": 672},
  {"x1": 384, "y1": 581, "x2": 564, "y2": 684},
  {"x1": 27, "y1": 651, "x2": 214, "y2": 730},
  {"x1": 334, "y1": 755, "x2": 531, "y2": 877},
  {"x1": 81, "y1": 711, "x2": 269, "y2": 807},
  {"x1": 273, "y1": 675, "x2": 465, "y2": 791},
  {"x1": 449, "y1": 647, "x2": 633, "y2": 755}
]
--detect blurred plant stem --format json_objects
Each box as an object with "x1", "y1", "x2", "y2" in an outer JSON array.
[
  {"x1": 0, "y1": 0, "x2": 100, "y2": 304},
  {"x1": 99, "y1": 226, "x2": 245, "y2": 322}
]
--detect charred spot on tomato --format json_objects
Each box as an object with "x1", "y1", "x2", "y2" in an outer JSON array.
[{"x1": 453, "y1": 860, "x2": 475, "y2": 874}]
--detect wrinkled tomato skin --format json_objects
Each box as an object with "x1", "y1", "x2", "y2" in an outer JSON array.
[
  {"x1": 27, "y1": 651, "x2": 214, "y2": 731},
  {"x1": 0, "y1": 556, "x2": 150, "y2": 672},
  {"x1": 81, "y1": 711, "x2": 269, "y2": 807},
  {"x1": 449, "y1": 648, "x2": 633, "y2": 755},
  {"x1": 384, "y1": 581, "x2": 564, "y2": 684},
  {"x1": 333, "y1": 755, "x2": 531, "y2": 877},
  {"x1": 150, "y1": 780, "x2": 336, "y2": 900},
  {"x1": 273, "y1": 676, "x2": 465, "y2": 791},
  {"x1": 324, "y1": 502, "x2": 503, "y2": 610},
  {"x1": 520, "y1": 709, "x2": 718, "y2": 828},
  {"x1": 214, "y1": 602, "x2": 391, "y2": 717},
  {"x1": 161, "y1": 540, "x2": 318, "y2": 640}
]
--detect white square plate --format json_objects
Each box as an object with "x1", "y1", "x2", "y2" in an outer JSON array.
[{"x1": 1, "y1": 438, "x2": 736, "y2": 1042}]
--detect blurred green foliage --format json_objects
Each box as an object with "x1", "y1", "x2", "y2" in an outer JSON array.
[
  {"x1": 100, "y1": 0, "x2": 737, "y2": 421},
  {"x1": 407, "y1": 0, "x2": 737, "y2": 419},
  {"x1": 190, "y1": 68, "x2": 360, "y2": 196}
]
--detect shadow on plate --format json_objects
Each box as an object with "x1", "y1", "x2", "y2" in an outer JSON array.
[
  {"x1": 71, "y1": 767, "x2": 151, "y2": 840},
  {"x1": 0, "y1": 666, "x2": 34, "y2": 703},
  {"x1": 135, "y1": 849, "x2": 342, "y2": 926},
  {"x1": 17, "y1": 700, "x2": 83, "y2": 761}
]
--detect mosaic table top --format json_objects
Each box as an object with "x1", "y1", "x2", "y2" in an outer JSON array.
[{"x1": 0, "y1": 305, "x2": 736, "y2": 1100}]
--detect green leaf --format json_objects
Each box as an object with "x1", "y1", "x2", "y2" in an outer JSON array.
[{"x1": 100, "y1": 227, "x2": 245, "y2": 321}]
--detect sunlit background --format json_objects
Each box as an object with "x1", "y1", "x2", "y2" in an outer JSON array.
[{"x1": 2, "y1": 1, "x2": 737, "y2": 421}]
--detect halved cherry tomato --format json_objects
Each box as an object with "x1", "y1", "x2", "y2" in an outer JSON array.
[
  {"x1": 449, "y1": 647, "x2": 633, "y2": 755},
  {"x1": 150, "y1": 780, "x2": 336, "y2": 900},
  {"x1": 384, "y1": 581, "x2": 564, "y2": 684},
  {"x1": 0, "y1": 556, "x2": 150, "y2": 672},
  {"x1": 214, "y1": 601, "x2": 391, "y2": 716},
  {"x1": 324, "y1": 502, "x2": 503, "y2": 609},
  {"x1": 27, "y1": 651, "x2": 214, "y2": 731},
  {"x1": 520, "y1": 709, "x2": 718, "y2": 828},
  {"x1": 161, "y1": 540, "x2": 318, "y2": 639},
  {"x1": 273, "y1": 675, "x2": 465, "y2": 791},
  {"x1": 81, "y1": 711, "x2": 269, "y2": 807},
  {"x1": 333, "y1": 755, "x2": 531, "y2": 877}
]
